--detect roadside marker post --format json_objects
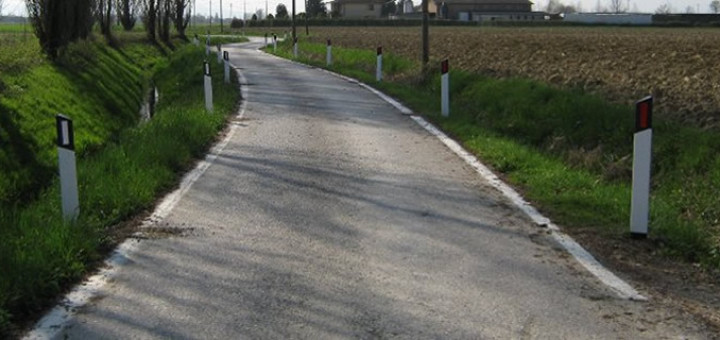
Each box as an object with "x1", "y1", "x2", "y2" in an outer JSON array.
[
  {"x1": 376, "y1": 46, "x2": 383, "y2": 82},
  {"x1": 205, "y1": 33, "x2": 210, "y2": 55},
  {"x1": 273, "y1": 34, "x2": 277, "y2": 52},
  {"x1": 293, "y1": 37, "x2": 298, "y2": 58},
  {"x1": 326, "y1": 39, "x2": 332, "y2": 66},
  {"x1": 264, "y1": 33, "x2": 268, "y2": 46},
  {"x1": 204, "y1": 61, "x2": 213, "y2": 112},
  {"x1": 216, "y1": 44, "x2": 223, "y2": 64},
  {"x1": 193, "y1": 34, "x2": 199, "y2": 46},
  {"x1": 223, "y1": 51, "x2": 230, "y2": 84},
  {"x1": 56, "y1": 115, "x2": 79, "y2": 221},
  {"x1": 630, "y1": 96, "x2": 653, "y2": 238},
  {"x1": 441, "y1": 59, "x2": 450, "y2": 117}
]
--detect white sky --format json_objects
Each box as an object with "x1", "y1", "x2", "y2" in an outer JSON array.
[{"x1": 2, "y1": 0, "x2": 718, "y2": 17}]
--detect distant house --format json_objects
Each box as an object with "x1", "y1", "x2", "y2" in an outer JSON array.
[
  {"x1": 435, "y1": 0, "x2": 544, "y2": 21},
  {"x1": 331, "y1": 0, "x2": 386, "y2": 18}
]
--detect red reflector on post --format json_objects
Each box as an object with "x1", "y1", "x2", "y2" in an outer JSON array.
[
  {"x1": 377, "y1": 46, "x2": 382, "y2": 55},
  {"x1": 441, "y1": 59, "x2": 449, "y2": 74},
  {"x1": 327, "y1": 39, "x2": 331, "y2": 46},
  {"x1": 635, "y1": 96, "x2": 653, "y2": 132}
]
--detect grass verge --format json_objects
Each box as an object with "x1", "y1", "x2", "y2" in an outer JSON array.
[
  {"x1": 268, "y1": 38, "x2": 720, "y2": 268},
  {"x1": 0, "y1": 38, "x2": 240, "y2": 337}
]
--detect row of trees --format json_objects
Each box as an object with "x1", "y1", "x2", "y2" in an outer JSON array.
[
  {"x1": 544, "y1": 0, "x2": 720, "y2": 14},
  {"x1": 25, "y1": 0, "x2": 192, "y2": 59}
]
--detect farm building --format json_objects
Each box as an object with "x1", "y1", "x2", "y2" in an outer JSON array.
[
  {"x1": 330, "y1": 0, "x2": 386, "y2": 18},
  {"x1": 435, "y1": 0, "x2": 545, "y2": 21},
  {"x1": 564, "y1": 13, "x2": 652, "y2": 25}
]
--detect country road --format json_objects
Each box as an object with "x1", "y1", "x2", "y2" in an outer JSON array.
[{"x1": 37, "y1": 38, "x2": 710, "y2": 339}]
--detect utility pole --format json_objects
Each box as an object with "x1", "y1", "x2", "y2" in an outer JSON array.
[
  {"x1": 220, "y1": 0, "x2": 224, "y2": 32},
  {"x1": 292, "y1": 0, "x2": 296, "y2": 41},
  {"x1": 305, "y1": 0, "x2": 309, "y2": 35},
  {"x1": 421, "y1": 0, "x2": 429, "y2": 68},
  {"x1": 209, "y1": 0, "x2": 212, "y2": 30},
  {"x1": 266, "y1": 0, "x2": 268, "y2": 20},
  {"x1": 191, "y1": 0, "x2": 196, "y2": 28}
]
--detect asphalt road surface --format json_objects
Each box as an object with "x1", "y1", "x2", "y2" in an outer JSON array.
[{"x1": 51, "y1": 39, "x2": 710, "y2": 339}]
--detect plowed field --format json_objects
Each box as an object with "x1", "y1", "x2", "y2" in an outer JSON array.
[{"x1": 304, "y1": 26, "x2": 720, "y2": 128}]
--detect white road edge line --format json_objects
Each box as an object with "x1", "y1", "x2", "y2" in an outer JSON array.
[
  {"x1": 261, "y1": 47, "x2": 647, "y2": 301},
  {"x1": 23, "y1": 63, "x2": 250, "y2": 340}
]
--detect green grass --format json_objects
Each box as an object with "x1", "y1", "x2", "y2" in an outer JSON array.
[
  {"x1": 0, "y1": 37, "x2": 240, "y2": 336},
  {"x1": 0, "y1": 35, "x2": 158, "y2": 205},
  {"x1": 0, "y1": 23, "x2": 31, "y2": 33},
  {"x1": 269, "y1": 38, "x2": 720, "y2": 267}
]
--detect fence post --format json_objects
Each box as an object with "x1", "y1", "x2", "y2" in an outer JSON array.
[
  {"x1": 56, "y1": 115, "x2": 79, "y2": 221},
  {"x1": 630, "y1": 96, "x2": 653, "y2": 238},
  {"x1": 441, "y1": 59, "x2": 450, "y2": 117}
]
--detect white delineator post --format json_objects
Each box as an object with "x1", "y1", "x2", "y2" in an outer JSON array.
[
  {"x1": 441, "y1": 59, "x2": 450, "y2": 117},
  {"x1": 216, "y1": 44, "x2": 223, "y2": 64},
  {"x1": 376, "y1": 46, "x2": 383, "y2": 82},
  {"x1": 205, "y1": 33, "x2": 210, "y2": 55},
  {"x1": 326, "y1": 39, "x2": 332, "y2": 66},
  {"x1": 223, "y1": 51, "x2": 230, "y2": 84},
  {"x1": 193, "y1": 34, "x2": 199, "y2": 46},
  {"x1": 265, "y1": 33, "x2": 268, "y2": 46},
  {"x1": 273, "y1": 34, "x2": 277, "y2": 52},
  {"x1": 56, "y1": 115, "x2": 79, "y2": 221},
  {"x1": 293, "y1": 37, "x2": 298, "y2": 58},
  {"x1": 630, "y1": 96, "x2": 653, "y2": 238},
  {"x1": 204, "y1": 61, "x2": 213, "y2": 112}
]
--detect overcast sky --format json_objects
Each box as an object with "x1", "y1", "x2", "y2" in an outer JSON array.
[{"x1": 2, "y1": 0, "x2": 718, "y2": 17}]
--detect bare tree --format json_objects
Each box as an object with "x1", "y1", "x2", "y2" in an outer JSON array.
[
  {"x1": 117, "y1": 0, "x2": 138, "y2": 31},
  {"x1": 172, "y1": 0, "x2": 191, "y2": 40},
  {"x1": 142, "y1": 0, "x2": 159, "y2": 41},
  {"x1": 96, "y1": 0, "x2": 113, "y2": 40},
  {"x1": 158, "y1": 0, "x2": 171, "y2": 42},
  {"x1": 594, "y1": 0, "x2": 606, "y2": 12},
  {"x1": 546, "y1": 0, "x2": 577, "y2": 13},
  {"x1": 608, "y1": 0, "x2": 628, "y2": 13},
  {"x1": 0, "y1": 0, "x2": 5, "y2": 18},
  {"x1": 655, "y1": 2, "x2": 673, "y2": 14},
  {"x1": 711, "y1": 0, "x2": 720, "y2": 13}
]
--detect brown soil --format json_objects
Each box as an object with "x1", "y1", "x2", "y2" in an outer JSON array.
[{"x1": 303, "y1": 26, "x2": 720, "y2": 129}]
